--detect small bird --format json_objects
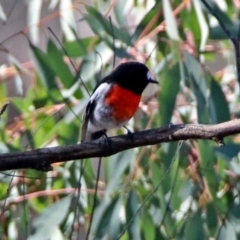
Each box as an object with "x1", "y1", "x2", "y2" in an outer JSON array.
[{"x1": 81, "y1": 61, "x2": 158, "y2": 142}]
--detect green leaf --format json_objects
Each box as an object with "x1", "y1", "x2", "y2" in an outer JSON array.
[
  {"x1": 154, "y1": 228, "x2": 166, "y2": 240},
  {"x1": 159, "y1": 63, "x2": 180, "y2": 125},
  {"x1": 63, "y1": 38, "x2": 94, "y2": 57},
  {"x1": 198, "y1": 140, "x2": 227, "y2": 214},
  {"x1": 47, "y1": 40, "x2": 75, "y2": 88},
  {"x1": 28, "y1": 195, "x2": 72, "y2": 240},
  {"x1": 141, "y1": 209, "x2": 155, "y2": 240},
  {"x1": 192, "y1": 0, "x2": 209, "y2": 51},
  {"x1": 109, "y1": 196, "x2": 123, "y2": 239},
  {"x1": 114, "y1": 0, "x2": 128, "y2": 27},
  {"x1": 150, "y1": 161, "x2": 175, "y2": 236},
  {"x1": 29, "y1": 43, "x2": 58, "y2": 90},
  {"x1": 214, "y1": 143, "x2": 240, "y2": 160},
  {"x1": 230, "y1": 203, "x2": 240, "y2": 219},
  {"x1": 94, "y1": 197, "x2": 119, "y2": 239},
  {"x1": 162, "y1": 142, "x2": 178, "y2": 169},
  {"x1": 85, "y1": 6, "x2": 132, "y2": 46},
  {"x1": 198, "y1": 140, "x2": 217, "y2": 190},
  {"x1": 203, "y1": 0, "x2": 232, "y2": 25},
  {"x1": 210, "y1": 22, "x2": 239, "y2": 39},
  {"x1": 206, "y1": 203, "x2": 218, "y2": 235},
  {"x1": 209, "y1": 77, "x2": 230, "y2": 123},
  {"x1": 181, "y1": 4, "x2": 201, "y2": 45},
  {"x1": 105, "y1": 149, "x2": 135, "y2": 197},
  {"x1": 184, "y1": 51, "x2": 209, "y2": 123},
  {"x1": 163, "y1": 0, "x2": 180, "y2": 40},
  {"x1": 204, "y1": 0, "x2": 235, "y2": 40},
  {"x1": 126, "y1": 189, "x2": 141, "y2": 240},
  {"x1": 184, "y1": 210, "x2": 205, "y2": 240},
  {"x1": 132, "y1": 2, "x2": 162, "y2": 41},
  {"x1": 42, "y1": 118, "x2": 80, "y2": 146}
]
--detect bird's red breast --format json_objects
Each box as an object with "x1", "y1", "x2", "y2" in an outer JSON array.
[{"x1": 105, "y1": 84, "x2": 141, "y2": 123}]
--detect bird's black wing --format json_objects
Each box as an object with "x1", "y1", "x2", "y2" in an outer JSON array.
[
  {"x1": 81, "y1": 75, "x2": 113, "y2": 142},
  {"x1": 81, "y1": 98, "x2": 97, "y2": 142}
]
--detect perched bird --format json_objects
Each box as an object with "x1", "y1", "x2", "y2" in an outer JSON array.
[{"x1": 81, "y1": 61, "x2": 158, "y2": 142}]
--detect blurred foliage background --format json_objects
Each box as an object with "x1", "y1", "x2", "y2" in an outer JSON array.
[{"x1": 1, "y1": 0, "x2": 240, "y2": 239}]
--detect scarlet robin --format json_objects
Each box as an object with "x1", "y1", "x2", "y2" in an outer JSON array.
[{"x1": 81, "y1": 61, "x2": 158, "y2": 142}]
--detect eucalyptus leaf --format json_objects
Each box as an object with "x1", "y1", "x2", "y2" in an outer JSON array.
[
  {"x1": 28, "y1": 195, "x2": 72, "y2": 240},
  {"x1": 159, "y1": 63, "x2": 180, "y2": 126},
  {"x1": 163, "y1": 0, "x2": 180, "y2": 41},
  {"x1": 126, "y1": 189, "x2": 141, "y2": 240},
  {"x1": 184, "y1": 210, "x2": 205, "y2": 240}
]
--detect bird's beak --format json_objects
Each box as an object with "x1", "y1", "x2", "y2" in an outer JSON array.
[{"x1": 149, "y1": 79, "x2": 158, "y2": 84}]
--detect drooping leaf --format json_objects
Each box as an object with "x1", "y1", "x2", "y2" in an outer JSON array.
[
  {"x1": 27, "y1": 0, "x2": 42, "y2": 44},
  {"x1": 184, "y1": 210, "x2": 205, "y2": 240},
  {"x1": 132, "y1": 1, "x2": 162, "y2": 41},
  {"x1": 214, "y1": 143, "x2": 240, "y2": 160},
  {"x1": 163, "y1": 0, "x2": 180, "y2": 41},
  {"x1": 105, "y1": 149, "x2": 135, "y2": 197},
  {"x1": 141, "y1": 209, "x2": 155, "y2": 240},
  {"x1": 29, "y1": 43, "x2": 58, "y2": 90},
  {"x1": 94, "y1": 197, "x2": 119, "y2": 239},
  {"x1": 108, "y1": 195, "x2": 123, "y2": 239},
  {"x1": 85, "y1": 6, "x2": 132, "y2": 47},
  {"x1": 203, "y1": 0, "x2": 235, "y2": 40},
  {"x1": 210, "y1": 22, "x2": 239, "y2": 40},
  {"x1": 28, "y1": 195, "x2": 72, "y2": 240},
  {"x1": 192, "y1": 0, "x2": 209, "y2": 51},
  {"x1": 47, "y1": 40, "x2": 75, "y2": 88},
  {"x1": 126, "y1": 189, "x2": 141, "y2": 240},
  {"x1": 206, "y1": 203, "x2": 218, "y2": 236},
  {"x1": 159, "y1": 62, "x2": 181, "y2": 126},
  {"x1": 209, "y1": 77, "x2": 230, "y2": 123},
  {"x1": 184, "y1": 51, "x2": 209, "y2": 123},
  {"x1": 63, "y1": 37, "x2": 95, "y2": 57}
]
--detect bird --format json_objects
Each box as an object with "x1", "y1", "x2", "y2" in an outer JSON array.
[{"x1": 81, "y1": 61, "x2": 158, "y2": 143}]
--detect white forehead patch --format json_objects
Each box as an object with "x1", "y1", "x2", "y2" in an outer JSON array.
[{"x1": 147, "y1": 71, "x2": 151, "y2": 80}]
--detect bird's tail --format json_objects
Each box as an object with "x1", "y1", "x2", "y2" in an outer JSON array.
[{"x1": 80, "y1": 120, "x2": 90, "y2": 143}]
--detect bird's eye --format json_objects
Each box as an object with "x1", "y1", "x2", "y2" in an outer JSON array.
[{"x1": 147, "y1": 71, "x2": 151, "y2": 80}]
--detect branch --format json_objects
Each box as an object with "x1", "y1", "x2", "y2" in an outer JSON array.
[{"x1": 0, "y1": 119, "x2": 240, "y2": 172}]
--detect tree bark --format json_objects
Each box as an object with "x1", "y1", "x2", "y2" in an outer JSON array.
[{"x1": 0, "y1": 119, "x2": 240, "y2": 171}]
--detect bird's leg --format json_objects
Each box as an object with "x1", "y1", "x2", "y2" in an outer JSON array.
[{"x1": 124, "y1": 125, "x2": 133, "y2": 140}]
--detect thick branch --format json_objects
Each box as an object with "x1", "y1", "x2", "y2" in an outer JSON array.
[{"x1": 0, "y1": 119, "x2": 240, "y2": 172}]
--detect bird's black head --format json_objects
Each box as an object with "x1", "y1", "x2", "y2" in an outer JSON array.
[{"x1": 108, "y1": 62, "x2": 158, "y2": 95}]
